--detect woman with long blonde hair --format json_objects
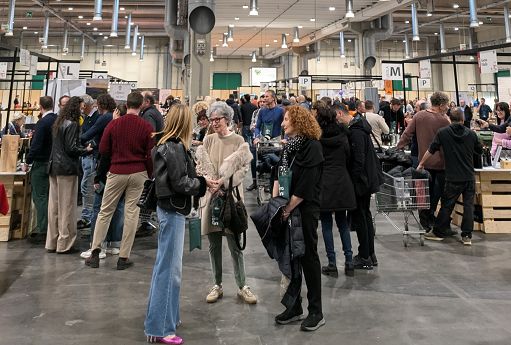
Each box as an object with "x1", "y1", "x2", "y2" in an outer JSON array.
[{"x1": 145, "y1": 104, "x2": 218, "y2": 344}]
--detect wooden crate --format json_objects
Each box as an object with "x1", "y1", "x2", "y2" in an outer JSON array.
[
  {"x1": 0, "y1": 173, "x2": 31, "y2": 241},
  {"x1": 451, "y1": 201, "x2": 484, "y2": 231},
  {"x1": 0, "y1": 175, "x2": 15, "y2": 241}
]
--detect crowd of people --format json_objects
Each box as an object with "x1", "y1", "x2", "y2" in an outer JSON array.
[{"x1": 20, "y1": 87, "x2": 509, "y2": 344}]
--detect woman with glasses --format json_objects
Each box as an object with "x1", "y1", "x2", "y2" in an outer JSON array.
[
  {"x1": 195, "y1": 101, "x2": 257, "y2": 305},
  {"x1": 486, "y1": 102, "x2": 511, "y2": 157}
]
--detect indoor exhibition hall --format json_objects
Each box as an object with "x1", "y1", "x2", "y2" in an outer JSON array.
[{"x1": 1, "y1": 0, "x2": 511, "y2": 344}]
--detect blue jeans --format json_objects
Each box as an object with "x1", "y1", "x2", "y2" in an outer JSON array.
[
  {"x1": 242, "y1": 125, "x2": 253, "y2": 145},
  {"x1": 320, "y1": 211, "x2": 352, "y2": 264},
  {"x1": 90, "y1": 191, "x2": 124, "y2": 247},
  {"x1": 145, "y1": 207, "x2": 186, "y2": 337},
  {"x1": 80, "y1": 155, "x2": 96, "y2": 222}
]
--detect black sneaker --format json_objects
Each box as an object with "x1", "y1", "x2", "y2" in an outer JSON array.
[
  {"x1": 370, "y1": 253, "x2": 378, "y2": 267},
  {"x1": 27, "y1": 232, "x2": 46, "y2": 244},
  {"x1": 264, "y1": 186, "x2": 271, "y2": 193},
  {"x1": 117, "y1": 257, "x2": 134, "y2": 270},
  {"x1": 246, "y1": 183, "x2": 257, "y2": 192},
  {"x1": 445, "y1": 228, "x2": 458, "y2": 236},
  {"x1": 353, "y1": 255, "x2": 373, "y2": 270},
  {"x1": 344, "y1": 262, "x2": 355, "y2": 277},
  {"x1": 300, "y1": 313, "x2": 326, "y2": 332},
  {"x1": 85, "y1": 248, "x2": 100, "y2": 268},
  {"x1": 321, "y1": 263, "x2": 338, "y2": 277},
  {"x1": 275, "y1": 302, "x2": 304, "y2": 325},
  {"x1": 57, "y1": 247, "x2": 80, "y2": 254},
  {"x1": 77, "y1": 219, "x2": 91, "y2": 229},
  {"x1": 136, "y1": 222, "x2": 156, "y2": 238}
]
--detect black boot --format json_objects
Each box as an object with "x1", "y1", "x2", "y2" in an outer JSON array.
[
  {"x1": 85, "y1": 248, "x2": 100, "y2": 268},
  {"x1": 321, "y1": 263, "x2": 338, "y2": 277},
  {"x1": 353, "y1": 255, "x2": 373, "y2": 270},
  {"x1": 275, "y1": 300, "x2": 304, "y2": 325},
  {"x1": 344, "y1": 262, "x2": 355, "y2": 277},
  {"x1": 117, "y1": 257, "x2": 134, "y2": 270}
]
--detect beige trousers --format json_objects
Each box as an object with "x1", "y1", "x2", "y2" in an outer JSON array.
[
  {"x1": 46, "y1": 175, "x2": 78, "y2": 252},
  {"x1": 91, "y1": 171, "x2": 147, "y2": 258}
]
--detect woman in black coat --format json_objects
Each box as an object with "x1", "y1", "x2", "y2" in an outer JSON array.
[{"x1": 315, "y1": 102, "x2": 356, "y2": 277}]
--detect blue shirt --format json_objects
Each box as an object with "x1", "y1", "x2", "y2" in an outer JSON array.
[{"x1": 254, "y1": 106, "x2": 284, "y2": 138}]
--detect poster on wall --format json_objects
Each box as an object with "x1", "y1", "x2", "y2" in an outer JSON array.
[
  {"x1": 419, "y1": 59, "x2": 431, "y2": 79},
  {"x1": 250, "y1": 67, "x2": 277, "y2": 86},
  {"x1": 86, "y1": 79, "x2": 109, "y2": 99},
  {"x1": 0, "y1": 62, "x2": 7, "y2": 79},
  {"x1": 478, "y1": 50, "x2": 498, "y2": 74},
  {"x1": 109, "y1": 83, "x2": 132, "y2": 102}
]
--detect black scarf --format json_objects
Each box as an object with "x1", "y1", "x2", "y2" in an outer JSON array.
[{"x1": 281, "y1": 136, "x2": 306, "y2": 169}]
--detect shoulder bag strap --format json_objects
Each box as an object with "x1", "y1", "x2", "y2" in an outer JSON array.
[{"x1": 370, "y1": 131, "x2": 383, "y2": 152}]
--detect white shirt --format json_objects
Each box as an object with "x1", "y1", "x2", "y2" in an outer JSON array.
[{"x1": 365, "y1": 111, "x2": 390, "y2": 147}]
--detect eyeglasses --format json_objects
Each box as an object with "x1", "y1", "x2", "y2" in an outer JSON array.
[{"x1": 210, "y1": 117, "x2": 225, "y2": 123}]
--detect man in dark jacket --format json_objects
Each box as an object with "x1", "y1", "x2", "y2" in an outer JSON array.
[
  {"x1": 339, "y1": 104, "x2": 381, "y2": 269},
  {"x1": 240, "y1": 94, "x2": 257, "y2": 143},
  {"x1": 418, "y1": 108, "x2": 483, "y2": 245},
  {"x1": 140, "y1": 92, "x2": 163, "y2": 132},
  {"x1": 459, "y1": 99, "x2": 473, "y2": 128},
  {"x1": 226, "y1": 94, "x2": 241, "y2": 126},
  {"x1": 381, "y1": 98, "x2": 405, "y2": 133},
  {"x1": 26, "y1": 96, "x2": 57, "y2": 243}
]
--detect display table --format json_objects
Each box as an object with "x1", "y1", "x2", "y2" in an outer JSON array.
[
  {"x1": 452, "y1": 168, "x2": 511, "y2": 233},
  {"x1": 0, "y1": 172, "x2": 31, "y2": 241}
]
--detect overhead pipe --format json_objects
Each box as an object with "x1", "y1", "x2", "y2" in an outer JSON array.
[
  {"x1": 505, "y1": 5, "x2": 511, "y2": 43},
  {"x1": 469, "y1": 0, "x2": 479, "y2": 28},
  {"x1": 293, "y1": 27, "x2": 300, "y2": 43},
  {"x1": 249, "y1": 0, "x2": 258, "y2": 16},
  {"x1": 281, "y1": 34, "x2": 288, "y2": 49},
  {"x1": 468, "y1": 28, "x2": 474, "y2": 49},
  {"x1": 227, "y1": 27, "x2": 233, "y2": 42},
  {"x1": 111, "y1": 0, "x2": 120, "y2": 37},
  {"x1": 42, "y1": 12, "x2": 50, "y2": 49},
  {"x1": 94, "y1": 0, "x2": 102, "y2": 20},
  {"x1": 251, "y1": 51, "x2": 257, "y2": 62},
  {"x1": 339, "y1": 31, "x2": 345, "y2": 58},
  {"x1": 124, "y1": 13, "x2": 132, "y2": 49},
  {"x1": 316, "y1": 41, "x2": 321, "y2": 63},
  {"x1": 165, "y1": 0, "x2": 188, "y2": 60},
  {"x1": 411, "y1": 2, "x2": 420, "y2": 41},
  {"x1": 80, "y1": 34, "x2": 86, "y2": 60},
  {"x1": 5, "y1": 0, "x2": 15, "y2": 36},
  {"x1": 362, "y1": 14, "x2": 393, "y2": 75},
  {"x1": 140, "y1": 35, "x2": 145, "y2": 61},
  {"x1": 439, "y1": 23, "x2": 446, "y2": 53},
  {"x1": 62, "y1": 23, "x2": 69, "y2": 55},
  {"x1": 132, "y1": 25, "x2": 139, "y2": 56},
  {"x1": 404, "y1": 34, "x2": 410, "y2": 58},
  {"x1": 345, "y1": 0, "x2": 354, "y2": 18}
]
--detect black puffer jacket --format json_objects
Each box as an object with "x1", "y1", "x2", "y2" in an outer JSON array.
[
  {"x1": 349, "y1": 114, "x2": 383, "y2": 196},
  {"x1": 319, "y1": 123, "x2": 356, "y2": 211},
  {"x1": 152, "y1": 137, "x2": 207, "y2": 215},
  {"x1": 48, "y1": 120, "x2": 88, "y2": 176},
  {"x1": 251, "y1": 196, "x2": 305, "y2": 279}
]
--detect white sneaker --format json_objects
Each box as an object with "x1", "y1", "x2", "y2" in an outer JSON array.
[
  {"x1": 206, "y1": 285, "x2": 223, "y2": 303},
  {"x1": 238, "y1": 286, "x2": 257, "y2": 304},
  {"x1": 106, "y1": 247, "x2": 120, "y2": 255},
  {"x1": 80, "y1": 248, "x2": 106, "y2": 259}
]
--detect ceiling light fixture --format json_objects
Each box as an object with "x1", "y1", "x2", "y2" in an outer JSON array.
[
  {"x1": 265, "y1": 44, "x2": 270, "y2": 47},
  {"x1": 329, "y1": 7, "x2": 335, "y2": 11},
  {"x1": 345, "y1": 0, "x2": 355, "y2": 18},
  {"x1": 86, "y1": 22, "x2": 91, "y2": 25},
  {"x1": 273, "y1": 39, "x2": 277, "y2": 43},
  {"x1": 99, "y1": 32, "x2": 103, "y2": 35},
  {"x1": 405, "y1": 20, "x2": 410, "y2": 24},
  {"x1": 293, "y1": 27, "x2": 300, "y2": 43},
  {"x1": 310, "y1": 18, "x2": 315, "y2": 22},
  {"x1": 453, "y1": 4, "x2": 459, "y2": 9},
  {"x1": 242, "y1": 5, "x2": 248, "y2": 9},
  {"x1": 235, "y1": 17, "x2": 239, "y2": 20},
  {"x1": 251, "y1": 51, "x2": 257, "y2": 62},
  {"x1": 281, "y1": 33, "x2": 288, "y2": 49},
  {"x1": 111, "y1": 0, "x2": 120, "y2": 37},
  {"x1": 222, "y1": 34, "x2": 228, "y2": 47},
  {"x1": 22, "y1": 26, "x2": 27, "y2": 30},
  {"x1": 120, "y1": 7, "x2": 125, "y2": 11},
  {"x1": 427, "y1": 12, "x2": 432, "y2": 17},
  {"x1": 454, "y1": 27, "x2": 459, "y2": 31},
  {"x1": 210, "y1": 50, "x2": 215, "y2": 62},
  {"x1": 124, "y1": 13, "x2": 131, "y2": 49},
  {"x1": 297, "y1": 25, "x2": 303, "y2": 29},
  {"x1": 34, "y1": 31, "x2": 38, "y2": 34},
  {"x1": 78, "y1": 15, "x2": 84, "y2": 19},
  {"x1": 68, "y1": 7, "x2": 73, "y2": 11},
  {"x1": 227, "y1": 27, "x2": 234, "y2": 42},
  {"x1": 93, "y1": 27, "x2": 98, "y2": 31},
  {"x1": 249, "y1": 0, "x2": 258, "y2": 15},
  {"x1": 94, "y1": 0, "x2": 102, "y2": 20}
]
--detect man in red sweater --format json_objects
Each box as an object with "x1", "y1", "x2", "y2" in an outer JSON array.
[{"x1": 86, "y1": 92, "x2": 154, "y2": 270}]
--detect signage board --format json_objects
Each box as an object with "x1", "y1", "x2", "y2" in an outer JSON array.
[
  {"x1": 478, "y1": 50, "x2": 498, "y2": 74},
  {"x1": 19, "y1": 49, "x2": 31, "y2": 67},
  {"x1": 109, "y1": 83, "x2": 132, "y2": 101},
  {"x1": 0, "y1": 62, "x2": 7, "y2": 79},
  {"x1": 381, "y1": 63, "x2": 403, "y2": 81},
  {"x1": 298, "y1": 76, "x2": 312, "y2": 89},
  {"x1": 250, "y1": 67, "x2": 277, "y2": 86},
  {"x1": 58, "y1": 63, "x2": 80, "y2": 79},
  {"x1": 92, "y1": 72, "x2": 108, "y2": 79},
  {"x1": 418, "y1": 78, "x2": 431, "y2": 89},
  {"x1": 29, "y1": 55, "x2": 38, "y2": 76},
  {"x1": 419, "y1": 59, "x2": 431, "y2": 79}
]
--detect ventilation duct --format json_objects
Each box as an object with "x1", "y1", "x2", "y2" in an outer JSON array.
[
  {"x1": 132, "y1": 25, "x2": 139, "y2": 56},
  {"x1": 124, "y1": 13, "x2": 132, "y2": 49},
  {"x1": 62, "y1": 23, "x2": 69, "y2": 54},
  {"x1": 362, "y1": 14, "x2": 393, "y2": 75},
  {"x1": 111, "y1": 0, "x2": 120, "y2": 37},
  {"x1": 404, "y1": 34, "x2": 410, "y2": 59},
  {"x1": 165, "y1": 0, "x2": 188, "y2": 60},
  {"x1": 80, "y1": 35, "x2": 85, "y2": 60},
  {"x1": 140, "y1": 35, "x2": 145, "y2": 61},
  {"x1": 339, "y1": 31, "x2": 345, "y2": 58},
  {"x1": 469, "y1": 0, "x2": 479, "y2": 28},
  {"x1": 411, "y1": 2, "x2": 419, "y2": 41},
  {"x1": 42, "y1": 12, "x2": 50, "y2": 49},
  {"x1": 5, "y1": 0, "x2": 15, "y2": 36},
  {"x1": 505, "y1": 5, "x2": 511, "y2": 43},
  {"x1": 439, "y1": 24, "x2": 446, "y2": 53},
  {"x1": 93, "y1": 0, "x2": 102, "y2": 21},
  {"x1": 345, "y1": 0, "x2": 354, "y2": 18},
  {"x1": 189, "y1": 0, "x2": 215, "y2": 34},
  {"x1": 293, "y1": 27, "x2": 300, "y2": 43}
]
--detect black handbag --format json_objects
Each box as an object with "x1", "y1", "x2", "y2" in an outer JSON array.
[
  {"x1": 137, "y1": 179, "x2": 157, "y2": 211},
  {"x1": 221, "y1": 176, "x2": 248, "y2": 250}
]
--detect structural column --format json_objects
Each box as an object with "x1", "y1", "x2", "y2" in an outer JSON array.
[{"x1": 189, "y1": 32, "x2": 211, "y2": 103}]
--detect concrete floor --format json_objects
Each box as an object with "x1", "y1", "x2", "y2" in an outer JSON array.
[{"x1": 1, "y1": 190, "x2": 511, "y2": 345}]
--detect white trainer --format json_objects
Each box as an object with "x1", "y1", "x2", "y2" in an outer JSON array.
[
  {"x1": 106, "y1": 247, "x2": 120, "y2": 255},
  {"x1": 206, "y1": 285, "x2": 223, "y2": 303},
  {"x1": 238, "y1": 286, "x2": 257, "y2": 304}
]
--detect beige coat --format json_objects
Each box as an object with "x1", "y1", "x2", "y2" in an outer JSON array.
[{"x1": 195, "y1": 133, "x2": 252, "y2": 235}]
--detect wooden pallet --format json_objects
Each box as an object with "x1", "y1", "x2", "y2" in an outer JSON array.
[{"x1": 0, "y1": 173, "x2": 32, "y2": 241}]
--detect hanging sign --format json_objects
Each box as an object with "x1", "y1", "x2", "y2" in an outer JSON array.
[
  {"x1": 381, "y1": 63, "x2": 403, "y2": 80},
  {"x1": 419, "y1": 59, "x2": 431, "y2": 79},
  {"x1": 58, "y1": 63, "x2": 80, "y2": 79},
  {"x1": 418, "y1": 78, "x2": 431, "y2": 89},
  {"x1": 478, "y1": 50, "x2": 498, "y2": 74},
  {"x1": 298, "y1": 76, "x2": 312, "y2": 89},
  {"x1": 19, "y1": 49, "x2": 31, "y2": 67},
  {"x1": 384, "y1": 80, "x2": 393, "y2": 94},
  {"x1": 29, "y1": 55, "x2": 38, "y2": 76},
  {"x1": 109, "y1": 83, "x2": 132, "y2": 101},
  {"x1": 0, "y1": 62, "x2": 7, "y2": 79},
  {"x1": 92, "y1": 72, "x2": 108, "y2": 79},
  {"x1": 260, "y1": 82, "x2": 269, "y2": 91}
]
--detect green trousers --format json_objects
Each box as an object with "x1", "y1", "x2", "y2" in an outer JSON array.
[
  {"x1": 207, "y1": 232, "x2": 246, "y2": 288},
  {"x1": 31, "y1": 161, "x2": 49, "y2": 234}
]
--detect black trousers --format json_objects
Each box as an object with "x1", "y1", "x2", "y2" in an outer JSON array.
[
  {"x1": 351, "y1": 194, "x2": 375, "y2": 260},
  {"x1": 283, "y1": 208, "x2": 322, "y2": 315},
  {"x1": 419, "y1": 169, "x2": 445, "y2": 222},
  {"x1": 434, "y1": 180, "x2": 475, "y2": 238}
]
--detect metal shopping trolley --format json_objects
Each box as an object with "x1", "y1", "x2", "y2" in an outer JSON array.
[
  {"x1": 255, "y1": 138, "x2": 282, "y2": 205},
  {"x1": 374, "y1": 171, "x2": 430, "y2": 247}
]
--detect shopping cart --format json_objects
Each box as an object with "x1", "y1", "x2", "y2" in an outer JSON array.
[
  {"x1": 255, "y1": 138, "x2": 282, "y2": 205},
  {"x1": 373, "y1": 171, "x2": 430, "y2": 247}
]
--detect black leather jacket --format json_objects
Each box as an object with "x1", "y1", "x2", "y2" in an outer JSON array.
[
  {"x1": 48, "y1": 120, "x2": 88, "y2": 176},
  {"x1": 153, "y1": 138, "x2": 207, "y2": 215}
]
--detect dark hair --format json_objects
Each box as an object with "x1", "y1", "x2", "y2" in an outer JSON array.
[
  {"x1": 229, "y1": 94, "x2": 235, "y2": 100},
  {"x1": 127, "y1": 91, "x2": 144, "y2": 109},
  {"x1": 449, "y1": 108, "x2": 464, "y2": 123},
  {"x1": 39, "y1": 96, "x2": 53, "y2": 111},
  {"x1": 348, "y1": 102, "x2": 357, "y2": 111},
  {"x1": 390, "y1": 98, "x2": 401, "y2": 106},
  {"x1": 197, "y1": 109, "x2": 209, "y2": 122},
  {"x1": 496, "y1": 102, "x2": 510, "y2": 125},
  {"x1": 320, "y1": 97, "x2": 332, "y2": 106},
  {"x1": 243, "y1": 94, "x2": 251, "y2": 102},
  {"x1": 53, "y1": 96, "x2": 83, "y2": 135},
  {"x1": 97, "y1": 94, "x2": 117, "y2": 113},
  {"x1": 316, "y1": 102, "x2": 337, "y2": 129},
  {"x1": 143, "y1": 93, "x2": 155, "y2": 105},
  {"x1": 365, "y1": 100, "x2": 374, "y2": 110},
  {"x1": 116, "y1": 104, "x2": 127, "y2": 116},
  {"x1": 58, "y1": 95, "x2": 70, "y2": 106}
]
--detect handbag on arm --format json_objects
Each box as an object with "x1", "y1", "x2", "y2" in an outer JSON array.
[{"x1": 221, "y1": 176, "x2": 248, "y2": 250}]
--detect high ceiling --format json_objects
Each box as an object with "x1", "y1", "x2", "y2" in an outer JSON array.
[{"x1": 0, "y1": 0, "x2": 510, "y2": 57}]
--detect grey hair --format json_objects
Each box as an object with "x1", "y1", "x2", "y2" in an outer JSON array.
[
  {"x1": 449, "y1": 107, "x2": 465, "y2": 123},
  {"x1": 430, "y1": 91, "x2": 449, "y2": 107},
  {"x1": 208, "y1": 101, "x2": 234, "y2": 123},
  {"x1": 81, "y1": 94, "x2": 95, "y2": 106}
]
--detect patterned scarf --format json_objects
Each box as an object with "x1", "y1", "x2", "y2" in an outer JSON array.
[{"x1": 281, "y1": 135, "x2": 306, "y2": 169}]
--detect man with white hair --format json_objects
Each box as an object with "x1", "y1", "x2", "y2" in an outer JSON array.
[{"x1": 78, "y1": 94, "x2": 99, "y2": 230}]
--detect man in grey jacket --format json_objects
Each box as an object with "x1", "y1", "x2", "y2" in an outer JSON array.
[{"x1": 140, "y1": 92, "x2": 163, "y2": 132}]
